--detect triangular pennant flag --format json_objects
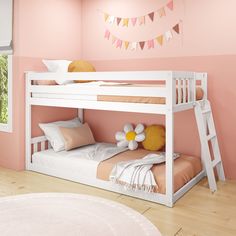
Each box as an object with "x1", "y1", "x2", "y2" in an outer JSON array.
[
  {"x1": 139, "y1": 41, "x2": 145, "y2": 50},
  {"x1": 131, "y1": 18, "x2": 137, "y2": 26},
  {"x1": 112, "y1": 36, "x2": 117, "y2": 44},
  {"x1": 130, "y1": 42, "x2": 137, "y2": 51},
  {"x1": 123, "y1": 18, "x2": 129, "y2": 27},
  {"x1": 156, "y1": 35, "x2": 164, "y2": 46},
  {"x1": 104, "y1": 29, "x2": 110, "y2": 40},
  {"x1": 116, "y1": 39, "x2": 122, "y2": 49},
  {"x1": 173, "y1": 23, "x2": 180, "y2": 34},
  {"x1": 166, "y1": 0, "x2": 174, "y2": 11},
  {"x1": 108, "y1": 15, "x2": 115, "y2": 24},
  {"x1": 158, "y1": 7, "x2": 166, "y2": 18},
  {"x1": 117, "y1": 17, "x2": 122, "y2": 26},
  {"x1": 148, "y1": 12, "x2": 155, "y2": 22},
  {"x1": 165, "y1": 30, "x2": 173, "y2": 41},
  {"x1": 139, "y1": 16, "x2": 145, "y2": 25},
  {"x1": 124, "y1": 41, "x2": 130, "y2": 50},
  {"x1": 147, "y1": 39, "x2": 154, "y2": 49},
  {"x1": 104, "y1": 13, "x2": 109, "y2": 22}
]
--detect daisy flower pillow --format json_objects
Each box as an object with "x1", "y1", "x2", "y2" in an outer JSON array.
[{"x1": 115, "y1": 123, "x2": 145, "y2": 150}]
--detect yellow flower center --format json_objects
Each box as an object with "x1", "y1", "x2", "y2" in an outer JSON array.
[{"x1": 126, "y1": 131, "x2": 136, "y2": 141}]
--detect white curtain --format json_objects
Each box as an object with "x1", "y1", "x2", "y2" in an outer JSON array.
[{"x1": 0, "y1": 0, "x2": 13, "y2": 54}]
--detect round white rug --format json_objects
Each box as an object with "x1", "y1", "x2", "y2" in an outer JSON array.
[{"x1": 0, "y1": 193, "x2": 161, "y2": 236}]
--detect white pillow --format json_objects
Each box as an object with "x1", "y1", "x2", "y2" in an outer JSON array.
[
  {"x1": 42, "y1": 59, "x2": 72, "y2": 85},
  {"x1": 39, "y1": 118, "x2": 81, "y2": 152}
]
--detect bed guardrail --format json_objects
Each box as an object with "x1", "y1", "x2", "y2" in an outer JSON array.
[{"x1": 31, "y1": 136, "x2": 51, "y2": 154}]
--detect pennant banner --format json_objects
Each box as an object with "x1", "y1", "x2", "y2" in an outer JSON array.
[
  {"x1": 103, "y1": 0, "x2": 174, "y2": 27},
  {"x1": 104, "y1": 22, "x2": 181, "y2": 51}
]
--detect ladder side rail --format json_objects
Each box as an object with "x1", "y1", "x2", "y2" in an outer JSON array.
[
  {"x1": 206, "y1": 103, "x2": 225, "y2": 181},
  {"x1": 194, "y1": 103, "x2": 218, "y2": 192}
]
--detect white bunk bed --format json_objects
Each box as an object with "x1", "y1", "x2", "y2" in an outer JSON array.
[{"x1": 25, "y1": 71, "x2": 225, "y2": 207}]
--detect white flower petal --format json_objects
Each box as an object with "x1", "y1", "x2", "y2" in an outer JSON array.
[
  {"x1": 135, "y1": 133, "x2": 145, "y2": 142},
  {"x1": 117, "y1": 140, "x2": 129, "y2": 148},
  {"x1": 128, "y1": 140, "x2": 138, "y2": 150},
  {"x1": 135, "y1": 123, "x2": 145, "y2": 134},
  {"x1": 124, "y1": 123, "x2": 133, "y2": 133},
  {"x1": 115, "y1": 131, "x2": 126, "y2": 141}
]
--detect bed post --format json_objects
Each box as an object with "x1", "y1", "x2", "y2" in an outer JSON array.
[
  {"x1": 165, "y1": 72, "x2": 175, "y2": 207},
  {"x1": 25, "y1": 72, "x2": 32, "y2": 170}
]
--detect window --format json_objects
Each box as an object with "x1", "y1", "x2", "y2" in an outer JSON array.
[
  {"x1": 0, "y1": 54, "x2": 12, "y2": 132},
  {"x1": 0, "y1": 0, "x2": 13, "y2": 132}
]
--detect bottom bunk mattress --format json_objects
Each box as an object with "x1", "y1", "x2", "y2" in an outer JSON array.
[{"x1": 32, "y1": 145, "x2": 202, "y2": 194}]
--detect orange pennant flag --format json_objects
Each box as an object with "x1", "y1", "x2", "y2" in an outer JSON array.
[
  {"x1": 123, "y1": 18, "x2": 129, "y2": 27},
  {"x1": 158, "y1": 7, "x2": 166, "y2": 18},
  {"x1": 112, "y1": 36, "x2": 117, "y2": 44},
  {"x1": 104, "y1": 13, "x2": 109, "y2": 22},
  {"x1": 139, "y1": 16, "x2": 145, "y2": 25},
  {"x1": 124, "y1": 41, "x2": 130, "y2": 50},
  {"x1": 156, "y1": 35, "x2": 164, "y2": 46}
]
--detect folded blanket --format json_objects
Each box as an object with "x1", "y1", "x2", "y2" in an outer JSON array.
[{"x1": 109, "y1": 152, "x2": 180, "y2": 192}]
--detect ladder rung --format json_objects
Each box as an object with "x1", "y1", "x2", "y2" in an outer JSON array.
[
  {"x1": 202, "y1": 109, "x2": 211, "y2": 114},
  {"x1": 212, "y1": 159, "x2": 221, "y2": 167},
  {"x1": 207, "y1": 134, "x2": 216, "y2": 141}
]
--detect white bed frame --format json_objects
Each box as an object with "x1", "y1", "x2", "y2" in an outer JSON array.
[{"x1": 25, "y1": 71, "x2": 208, "y2": 207}]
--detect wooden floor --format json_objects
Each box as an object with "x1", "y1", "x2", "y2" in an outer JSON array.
[{"x1": 0, "y1": 167, "x2": 235, "y2": 236}]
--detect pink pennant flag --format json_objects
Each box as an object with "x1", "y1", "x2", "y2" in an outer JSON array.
[
  {"x1": 104, "y1": 30, "x2": 110, "y2": 40},
  {"x1": 139, "y1": 16, "x2": 145, "y2": 25},
  {"x1": 147, "y1": 40, "x2": 154, "y2": 49},
  {"x1": 166, "y1": 0, "x2": 174, "y2": 11},
  {"x1": 116, "y1": 39, "x2": 122, "y2": 49},
  {"x1": 131, "y1": 17, "x2": 137, "y2": 26},
  {"x1": 158, "y1": 7, "x2": 166, "y2": 18}
]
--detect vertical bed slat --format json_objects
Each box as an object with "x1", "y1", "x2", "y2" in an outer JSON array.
[
  {"x1": 177, "y1": 79, "x2": 181, "y2": 104},
  {"x1": 41, "y1": 141, "x2": 45, "y2": 151},
  {"x1": 33, "y1": 143, "x2": 38, "y2": 153},
  {"x1": 182, "y1": 79, "x2": 187, "y2": 103}
]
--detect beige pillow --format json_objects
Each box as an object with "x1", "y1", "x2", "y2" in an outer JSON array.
[{"x1": 59, "y1": 123, "x2": 95, "y2": 151}]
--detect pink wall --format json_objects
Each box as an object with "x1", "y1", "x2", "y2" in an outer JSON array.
[
  {"x1": 81, "y1": 0, "x2": 236, "y2": 179},
  {"x1": 82, "y1": 0, "x2": 236, "y2": 60},
  {"x1": 0, "y1": 0, "x2": 81, "y2": 170}
]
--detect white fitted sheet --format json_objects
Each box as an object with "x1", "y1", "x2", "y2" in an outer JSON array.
[{"x1": 32, "y1": 145, "x2": 100, "y2": 179}]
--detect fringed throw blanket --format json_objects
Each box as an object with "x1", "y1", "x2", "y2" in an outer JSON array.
[{"x1": 109, "y1": 152, "x2": 180, "y2": 192}]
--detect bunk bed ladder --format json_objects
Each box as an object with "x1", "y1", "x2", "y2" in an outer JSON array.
[{"x1": 194, "y1": 100, "x2": 225, "y2": 192}]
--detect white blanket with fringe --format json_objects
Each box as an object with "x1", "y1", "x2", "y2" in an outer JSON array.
[{"x1": 109, "y1": 152, "x2": 180, "y2": 192}]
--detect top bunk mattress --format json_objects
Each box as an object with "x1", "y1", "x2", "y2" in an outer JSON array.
[{"x1": 32, "y1": 82, "x2": 204, "y2": 104}]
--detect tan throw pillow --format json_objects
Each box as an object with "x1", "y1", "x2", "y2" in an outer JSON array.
[{"x1": 59, "y1": 123, "x2": 95, "y2": 151}]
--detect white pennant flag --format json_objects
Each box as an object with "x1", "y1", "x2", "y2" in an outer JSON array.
[
  {"x1": 130, "y1": 42, "x2": 138, "y2": 51},
  {"x1": 165, "y1": 30, "x2": 173, "y2": 41},
  {"x1": 108, "y1": 15, "x2": 115, "y2": 24}
]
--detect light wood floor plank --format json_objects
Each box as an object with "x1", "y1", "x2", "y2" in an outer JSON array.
[{"x1": 0, "y1": 167, "x2": 235, "y2": 236}]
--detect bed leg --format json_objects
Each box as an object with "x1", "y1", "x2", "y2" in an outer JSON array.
[
  {"x1": 25, "y1": 73, "x2": 32, "y2": 170},
  {"x1": 165, "y1": 111, "x2": 174, "y2": 207}
]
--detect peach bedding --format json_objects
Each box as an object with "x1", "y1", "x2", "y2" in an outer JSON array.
[
  {"x1": 98, "y1": 85, "x2": 204, "y2": 104},
  {"x1": 97, "y1": 149, "x2": 202, "y2": 194}
]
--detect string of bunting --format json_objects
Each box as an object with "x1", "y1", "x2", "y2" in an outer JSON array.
[
  {"x1": 104, "y1": 22, "x2": 181, "y2": 51},
  {"x1": 103, "y1": 0, "x2": 174, "y2": 27}
]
